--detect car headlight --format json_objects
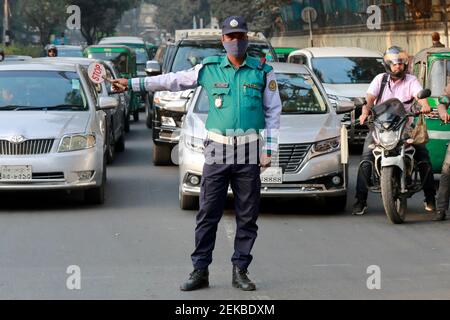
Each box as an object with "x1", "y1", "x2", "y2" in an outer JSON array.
[
  {"x1": 311, "y1": 136, "x2": 340, "y2": 156},
  {"x1": 58, "y1": 134, "x2": 96, "y2": 152},
  {"x1": 378, "y1": 131, "x2": 399, "y2": 150},
  {"x1": 154, "y1": 91, "x2": 184, "y2": 105},
  {"x1": 184, "y1": 136, "x2": 204, "y2": 153},
  {"x1": 161, "y1": 116, "x2": 177, "y2": 127}
]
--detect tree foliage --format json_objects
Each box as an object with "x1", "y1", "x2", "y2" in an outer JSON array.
[
  {"x1": 22, "y1": 0, "x2": 68, "y2": 46},
  {"x1": 69, "y1": 0, "x2": 140, "y2": 44},
  {"x1": 148, "y1": 0, "x2": 210, "y2": 34}
]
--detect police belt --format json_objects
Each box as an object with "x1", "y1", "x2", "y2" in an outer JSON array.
[{"x1": 207, "y1": 131, "x2": 260, "y2": 145}]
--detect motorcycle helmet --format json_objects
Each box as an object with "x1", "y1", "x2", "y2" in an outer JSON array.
[
  {"x1": 383, "y1": 46, "x2": 409, "y2": 78},
  {"x1": 47, "y1": 45, "x2": 58, "y2": 57}
]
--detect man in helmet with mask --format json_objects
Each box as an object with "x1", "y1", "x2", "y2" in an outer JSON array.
[
  {"x1": 47, "y1": 45, "x2": 58, "y2": 57},
  {"x1": 353, "y1": 46, "x2": 435, "y2": 215},
  {"x1": 111, "y1": 16, "x2": 281, "y2": 291}
]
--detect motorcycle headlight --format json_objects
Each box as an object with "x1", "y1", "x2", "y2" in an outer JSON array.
[
  {"x1": 311, "y1": 137, "x2": 340, "y2": 156},
  {"x1": 184, "y1": 136, "x2": 204, "y2": 153},
  {"x1": 379, "y1": 131, "x2": 398, "y2": 150},
  {"x1": 58, "y1": 134, "x2": 96, "y2": 152}
]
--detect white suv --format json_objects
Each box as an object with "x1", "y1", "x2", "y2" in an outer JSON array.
[{"x1": 288, "y1": 47, "x2": 384, "y2": 145}]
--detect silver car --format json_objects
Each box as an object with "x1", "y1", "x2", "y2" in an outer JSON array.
[
  {"x1": 32, "y1": 57, "x2": 128, "y2": 164},
  {"x1": 0, "y1": 62, "x2": 118, "y2": 204},
  {"x1": 178, "y1": 63, "x2": 354, "y2": 210}
]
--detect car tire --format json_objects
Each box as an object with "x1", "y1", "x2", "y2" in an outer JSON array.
[
  {"x1": 146, "y1": 107, "x2": 152, "y2": 129},
  {"x1": 115, "y1": 133, "x2": 125, "y2": 152},
  {"x1": 106, "y1": 121, "x2": 115, "y2": 165},
  {"x1": 326, "y1": 194, "x2": 347, "y2": 212},
  {"x1": 124, "y1": 112, "x2": 130, "y2": 133},
  {"x1": 85, "y1": 160, "x2": 106, "y2": 205},
  {"x1": 153, "y1": 143, "x2": 172, "y2": 165}
]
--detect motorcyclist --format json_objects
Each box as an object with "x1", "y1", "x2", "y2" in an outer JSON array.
[
  {"x1": 353, "y1": 46, "x2": 436, "y2": 215},
  {"x1": 434, "y1": 85, "x2": 450, "y2": 221},
  {"x1": 47, "y1": 45, "x2": 58, "y2": 57}
]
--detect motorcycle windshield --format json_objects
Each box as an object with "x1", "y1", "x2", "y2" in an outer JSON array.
[{"x1": 372, "y1": 98, "x2": 407, "y2": 123}]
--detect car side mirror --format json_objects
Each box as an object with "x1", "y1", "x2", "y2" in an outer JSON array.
[
  {"x1": 335, "y1": 101, "x2": 355, "y2": 114},
  {"x1": 98, "y1": 96, "x2": 118, "y2": 110},
  {"x1": 417, "y1": 89, "x2": 431, "y2": 100},
  {"x1": 353, "y1": 97, "x2": 366, "y2": 107},
  {"x1": 145, "y1": 60, "x2": 161, "y2": 76}
]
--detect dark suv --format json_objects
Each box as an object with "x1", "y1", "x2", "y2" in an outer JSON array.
[{"x1": 148, "y1": 30, "x2": 277, "y2": 165}]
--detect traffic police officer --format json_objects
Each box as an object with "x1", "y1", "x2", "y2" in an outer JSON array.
[{"x1": 112, "y1": 16, "x2": 281, "y2": 291}]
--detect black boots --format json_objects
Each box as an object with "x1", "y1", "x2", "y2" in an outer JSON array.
[
  {"x1": 180, "y1": 266, "x2": 256, "y2": 291},
  {"x1": 180, "y1": 268, "x2": 209, "y2": 291},
  {"x1": 232, "y1": 265, "x2": 256, "y2": 291}
]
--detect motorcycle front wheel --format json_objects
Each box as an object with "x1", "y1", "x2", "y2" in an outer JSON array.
[{"x1": 381, "y1": 166, "x2": 407, "y2": 224}]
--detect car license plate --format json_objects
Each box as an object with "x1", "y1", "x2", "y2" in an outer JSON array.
[
  {"x1": 0, "y1": 165, "x2": 32, "y2": 181},
  {"x1": 260, "y1": 167, "x2": 283, "y2": 184}
]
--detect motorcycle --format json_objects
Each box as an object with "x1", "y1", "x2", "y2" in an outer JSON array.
[{"x1": 356, "y1": 89, "x2": 432, "y2": 224}]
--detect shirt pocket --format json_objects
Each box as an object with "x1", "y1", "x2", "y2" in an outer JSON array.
[
  {"x1": 210, "y1": 87, "x2": 230, "y2": 109},
  {"x1": 243, "y1": 86, "x2": 263, "y2": 110}
]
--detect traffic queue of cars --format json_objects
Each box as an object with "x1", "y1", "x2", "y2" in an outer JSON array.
[
  {"x1": 1, "y1": 31, "x2": 449, "y2": 214},
  {"x1": 0, "y1": 36, "x2": 157, "y2": 205}
]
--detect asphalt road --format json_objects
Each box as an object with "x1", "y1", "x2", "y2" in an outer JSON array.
[{"x1": 1, "y1": 115, "x2": 450, "y2": 300}]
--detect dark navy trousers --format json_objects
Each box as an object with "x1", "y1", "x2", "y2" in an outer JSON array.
[{"x1": 191, "y1": 140, "x2": 261, "y2": 270}]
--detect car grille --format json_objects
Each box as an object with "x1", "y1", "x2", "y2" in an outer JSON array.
[
  {"x1": 32, "y1": 172, "x2": 64, "y2": 180},
  {"x1": 277, "y1": 143, "x2": 312, "y2": 173},
  {"x1": 0, "y1": 139, "x2": 54, "y2": 155}
]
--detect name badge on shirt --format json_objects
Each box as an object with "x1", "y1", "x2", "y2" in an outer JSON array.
[
  {"x1": 215, "y1": 96, "x2": 223, "y2": 108},
  {"x1": 214, "y1": 82, "x2": 229, "y2": 88}
]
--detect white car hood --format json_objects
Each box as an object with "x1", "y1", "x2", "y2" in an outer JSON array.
[
  {"x1": 0, "y1": 111, "x2": 90, "y2": 139},
  {"x1": 185, "y1": 112, "x2": 340, "y2": 144},
  {"x1": 323, "y1": 83, "x2": 369, "y2": 98},
  {"x1": 279, "y1": 113, "x2": 340, "y2": 144}
]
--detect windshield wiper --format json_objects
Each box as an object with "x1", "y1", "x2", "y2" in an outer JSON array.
[
  {"x1": 44, "y1": 104, "x2": 84, "y2": 110},
  {"x1": 0, "y1": 105, "x2": 33, "y2": 110}
]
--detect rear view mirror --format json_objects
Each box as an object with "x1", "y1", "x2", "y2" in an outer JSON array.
[
  {"x1": 417, "y1": 89, "x2": 431, "y2": 100},
  {"x1": 335, "y1": 101, "x2": 355, "y2": 114},
  {"x1": 146, "y1": 60, "x2": 161, "y2": 76},
  {"x1": 98, "y1": 96, "x2": 118, "y2": 109}
]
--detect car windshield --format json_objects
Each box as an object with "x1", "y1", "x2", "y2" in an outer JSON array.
[
  {"x1": 87, "y1": 52, "x2": 129, "y2": 74},
  {"x1": 172, "y1": 42, "x2": 275, "y2": 72},
  {"x1": 429, "y1": 59, "x2": 450, "y2": 97},
  {"x1": 277, "y1": 73, "x2": 327, "y2": 114},
  {"x1": 58, "y1": 49, "x2": 83, "y2": 57},
  {"x1": 194, "y1": 72, "x2": 327, "y2": 115},
  {"x1": 0, "y1": 70, "x2": 88, "y2": 111},
  {"x1": 311, "y1": 57, "x2": 384, "y2": 84}
]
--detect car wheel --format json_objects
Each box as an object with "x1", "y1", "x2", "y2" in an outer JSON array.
[
  {"x1": 146, "y1": 106, "x2": 152, "y2": 129},
  {"x1": 106, "y1": 121, "x2": 115, "y2": 164},
  {"x1": 153, "y1": 143, "x2": 172, "y2": 165},
  {"x1": 115, "y1": 133, "x2": 125, "y2": 152},
  {"x1": 326, "y1": 194, "x2": 347, "y2": 212},
  {"x1": 85, "y1": 160, "x2": 106, "y2": 205},
  {"x1": 124, "y1": 112, "x2": 130, "y2": 133},
  {"x1": 179, "y1": 188, "x2": 199, "y2": 210}
]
